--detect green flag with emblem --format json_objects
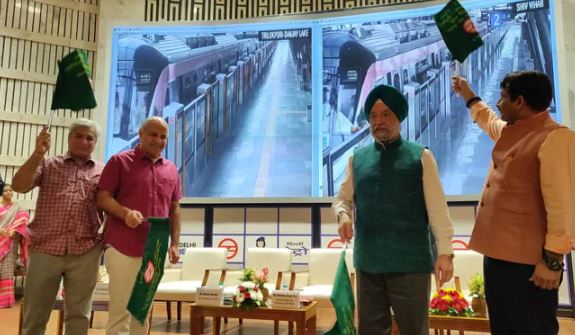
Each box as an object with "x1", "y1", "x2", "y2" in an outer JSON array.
[
  {"x1": 51, "y1": 49, "x2": 97, "y2": 111},
  {"x1": 325, "y1": 249, "x2": 356, "y2": 335},
  {"x1": 127, "y1": 217, "x2": 170, "y2": 324},
  {"x1": 434, "y1": 0, "x2": 483, "y2": 63}
]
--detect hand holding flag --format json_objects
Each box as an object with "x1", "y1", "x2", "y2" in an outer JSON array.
[
  {"x1": 127, "y1": 217, "x2": 171, "y2": 324},
  {"x1": 34, "y1": 127, "x2": 51, "y2": 158}
]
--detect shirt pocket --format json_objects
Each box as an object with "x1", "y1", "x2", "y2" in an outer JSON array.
[
  {"x1": 77, "y1": 176, "x2": 98, "y2": 201},
  {"x1": 157, "y1": 176, "x2": 177, "y2": 203}
]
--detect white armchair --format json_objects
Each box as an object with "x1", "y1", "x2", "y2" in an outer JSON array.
[
  {"x1": 154, "y1": 247, "x2": 227, "y2": 320},
  {"x1": 295, "y1": 248, "x2": 354, "y2": 307}
]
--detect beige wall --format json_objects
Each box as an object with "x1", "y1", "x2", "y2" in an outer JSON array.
[{"x1": 0, "y1": 0, "x2": 100, "y2": 210}]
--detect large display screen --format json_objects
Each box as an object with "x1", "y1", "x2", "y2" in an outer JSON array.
[{"x1": 107, "y1": 0, "x2": 562, "y2": 199}]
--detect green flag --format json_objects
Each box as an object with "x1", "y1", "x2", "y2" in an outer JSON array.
[
  {"x1": 434, "y1": 0, "x2": 483, "y2": 63},
  {"x1": 127, "y1": 217, "x2": 170, "y2": 324},
  {"x1": 325, "y1": 250, "x2": 356, "y2": 335},
  {"x1": 51, "y1": 49, "x2": 97, "y2": 111}
]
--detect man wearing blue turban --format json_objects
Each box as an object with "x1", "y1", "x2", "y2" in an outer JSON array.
[{"x1": 333, "y1": 85, "x2": 455, "y2": 335}]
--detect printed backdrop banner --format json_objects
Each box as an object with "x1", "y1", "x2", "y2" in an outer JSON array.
[{"x1": 127, "y1": 217, "x2": 170, "y2": 324}]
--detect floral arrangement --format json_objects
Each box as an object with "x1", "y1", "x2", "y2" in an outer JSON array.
[
  {"x1": 239, "y1": 267, "x2": 270, "y2": 288},
  {"x1": 254, "y1": 267, "x2": 270, "y2": 288},
  {"x1": 239, "y1": 268, "x2": 256, "y2": 282},
  {"x1": 468, "y1": 273, "x2": 485, "y2": 298},
  {"x1": 233, "y1": 267, "x2": 271, "y2": 309},
  {"x1": 468, "y1": 273, "x2": 487, "y2": 317},
  {"x1": 233, "y1": 281, "x2": 264, "y2": 309},
  {"x1": 429, "y1": 288, "x2": 474, "y2": 317}
]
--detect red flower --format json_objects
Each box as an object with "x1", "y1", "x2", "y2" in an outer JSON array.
[
  {"x1": 429, "y1": 288, "x2": 474, "y2": 317},
  {"x1": 438, "y1": 301, "x2": 449, "y2": 312},
  {"x1": 239, "y1": 286, "x2": 244, "y2": 293},
  {"x1": 244, "y1": 292, "x2": 251, "y2": 299}
]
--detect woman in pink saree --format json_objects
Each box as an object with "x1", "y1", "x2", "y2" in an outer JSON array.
[{"x1": 0, "y1": 184, "x2": 29, "y2": 308}]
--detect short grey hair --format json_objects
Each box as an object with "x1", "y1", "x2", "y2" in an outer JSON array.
[
  {"x1": 69, "y1": 118, "x2": 101, "y2": 139},
  {"x1": 140, "y1": 116, "x2": 168, "y2": 130}
]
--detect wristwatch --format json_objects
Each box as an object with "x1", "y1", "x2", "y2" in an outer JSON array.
[
  {"x1": 466, "y1": 96, "x2": 482, "y2": 108},
  {"x1": 542, "y1": 252, "x2": 564, "y2": 271}
]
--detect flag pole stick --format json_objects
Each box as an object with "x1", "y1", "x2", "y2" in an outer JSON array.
[{"x1": 47, "y1": 109, "x2": 56, "y2": 130}]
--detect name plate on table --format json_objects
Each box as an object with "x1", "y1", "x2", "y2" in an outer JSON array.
[
  {"x1": 195, "y1": 287, "x2": 224, "y2": 306},
  {"x1": 271, "y1": 290, "x2": 300, "y2": 309},
  {"x1": 57, "y1": 282, "x2": 109, "y2": 301},
  {"x1": 92, "y1": 282, "x2": 109, "y2": 301}
]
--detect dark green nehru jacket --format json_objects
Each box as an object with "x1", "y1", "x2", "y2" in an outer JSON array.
[{"x1": 352, "y1": 137, "x2": 433, "y2": 273}]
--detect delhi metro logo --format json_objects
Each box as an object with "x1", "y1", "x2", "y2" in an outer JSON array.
[
  {"x1": 144, "y1": 261, "x2": 155, "y2": 284},
  {"x1": 327, "y1": 238, "x2": 346, "y2": 249},
  {"x1": 218, "y1": 238, "x2": 239, "y2": 260},
  {"x1": 463, "y1": 18, "x2": 479, "y2": 34}
]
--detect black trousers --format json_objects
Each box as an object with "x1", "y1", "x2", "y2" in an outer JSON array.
[
  {"x1": 484, "y1": 256, "x2": 560, "y2": 335},
  {"x1": 357, "y1": 270, "x2": 430, "y2": 335}
]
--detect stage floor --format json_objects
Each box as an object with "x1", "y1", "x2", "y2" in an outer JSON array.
[{"x1": 2, "y1": 301, "x2": 574, "y2": 334}]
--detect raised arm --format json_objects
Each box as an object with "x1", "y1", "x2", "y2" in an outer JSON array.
[
  {"x1": 452, "y1": 76, "x2": 506, "y2": 141},
  {"x1": 12, "y1": 127, "x2": 50, "y2": 193}
]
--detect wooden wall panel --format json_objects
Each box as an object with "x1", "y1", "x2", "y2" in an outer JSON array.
[{"x1": 0, "y1": 0, "x2": 99, "y2": 210}]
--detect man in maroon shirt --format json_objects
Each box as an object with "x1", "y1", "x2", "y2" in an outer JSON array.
[
  {"x1": 97, "y1": 116, "x2": 182, "y2": 335},
  {"x1": 12, "y1": 119, "x2": 104, "y2": 335}
]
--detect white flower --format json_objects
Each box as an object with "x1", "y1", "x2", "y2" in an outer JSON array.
[
  {"x1": 234, "y1": 281, "x2": 265, "y2": 307},
  {"x1": 241, "y1": 281, "x2": 256, "y2": 289}
]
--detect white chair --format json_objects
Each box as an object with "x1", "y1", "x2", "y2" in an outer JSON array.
[
  {"x1": 154, "y1": 247, "x2": 227, "y2": 320},
  {"x1": 295, "y1": 248, "x2": 354, "y2": 307}
]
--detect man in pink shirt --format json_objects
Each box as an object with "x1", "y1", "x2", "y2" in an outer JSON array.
[
  {"x1": 453, "y1": 72, "x2": 575, "y2": 335},
  {"x1": 97, "y1": 116, "x2": 182, "y2": 335},
  {"x1": 12, "y1": 119, "x2": 104, "y2": 335}
]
